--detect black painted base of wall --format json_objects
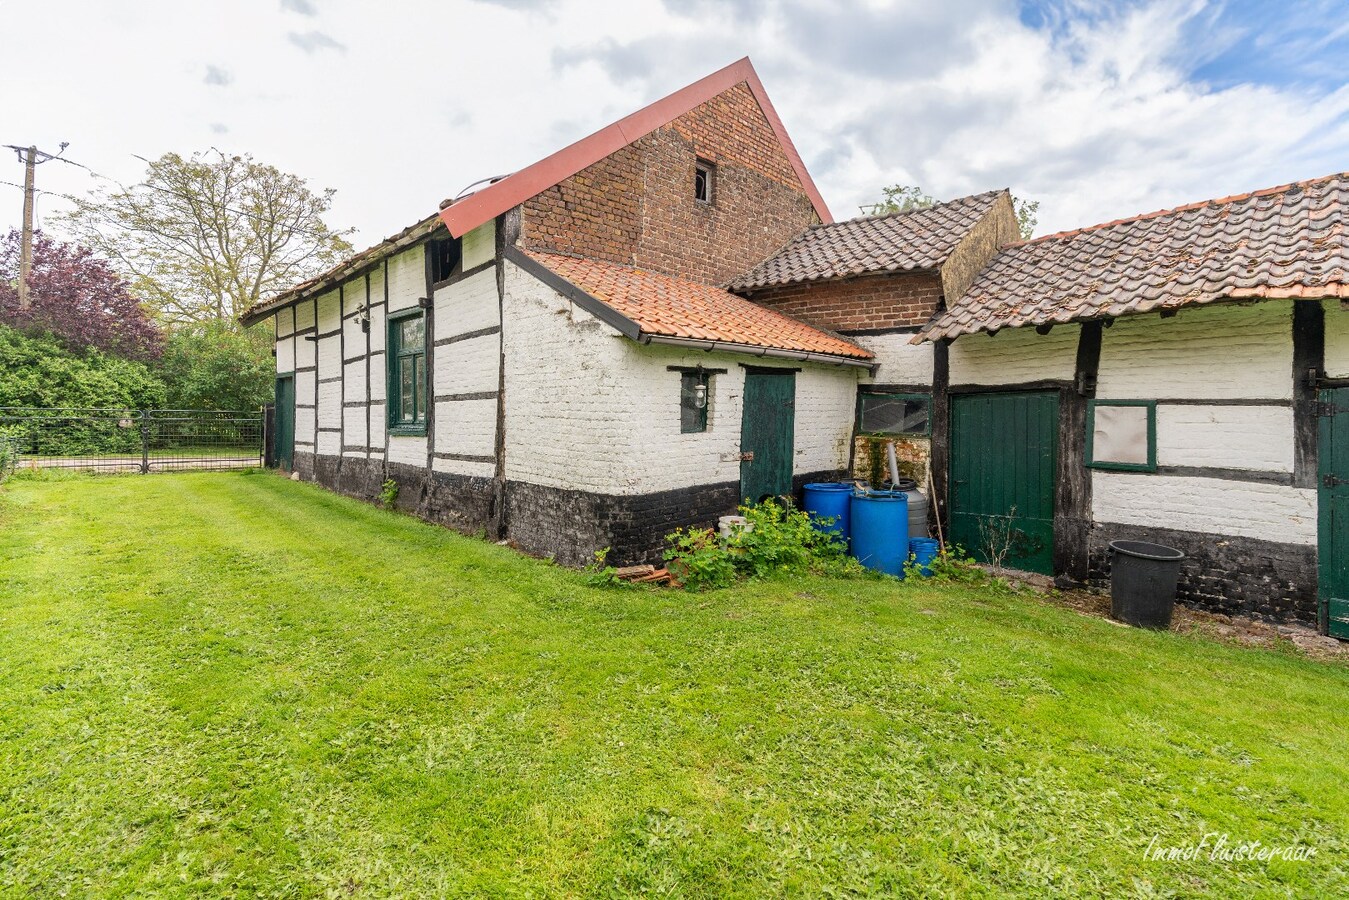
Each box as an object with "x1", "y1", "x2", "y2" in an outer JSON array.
[
  {"x1": 293, "y1": 454, "x2": 854, "y2": 570},
  {"x1": 294, "y1": 449, "x2": 315, "y2": 481},
  {"x1": 1087, "y1": 522, "x2": 1318, "y2": 625},
  {"x1": 298, "y1": 453, "x2": 498, "y2": 539},
  {"x1": 504, "y1": 470, "x2": 851, "y2": 568},
  {"x1": 504, "y1": 479, "x2": 742, "y2": 567}
]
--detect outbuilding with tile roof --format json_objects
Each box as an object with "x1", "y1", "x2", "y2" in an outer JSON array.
[{"x1": 918, "y1": 172, "x2": 1349, "y2": 633}]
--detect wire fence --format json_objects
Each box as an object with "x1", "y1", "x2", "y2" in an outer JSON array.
[{"x1": 0, "y1": 408, "x2": 265, "y2": 475}]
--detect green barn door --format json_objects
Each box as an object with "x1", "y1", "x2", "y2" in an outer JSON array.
[
  {"x1": 741, "y1": 370, "x2": 795, "y2": 502},
  {"x1": 274, "y1": 375, "x2": 295, "y2": 472},
  {"x1": 950, "y1": 391, "x2": 1058, "y2": 575},
  {"x1": 1319, "y1": 386, "x2": 1349, "y2": 637}
]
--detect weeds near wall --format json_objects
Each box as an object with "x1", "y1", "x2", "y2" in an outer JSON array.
[
  {"x1": 977, "y1": 507, "x2": 1019, "y2": 575},
  {"x1": 664, "y1": 500, "x2": 861, "y2": 591},
  {"x1": 582, "y1": 549, "x2": 633, "y2": 588},
  {"x1": 379, "y1": 479, "x2": 399, "y2": 509}
]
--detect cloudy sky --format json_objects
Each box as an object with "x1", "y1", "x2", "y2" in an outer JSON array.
[{"x1": 2, "y1": 0, "x2": 1347, "y2": 249}]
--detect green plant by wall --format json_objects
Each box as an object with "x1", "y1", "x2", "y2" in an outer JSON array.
[
  {"x1": 664, "y1": 500, "x2": 859, "y2": 591},
  {"x1": 664, "y1": 527, "x2": 739, "y2": 591},
  {"x1": 379, "y1": 479, "x2": 399, "y2": 509},
  {"x1": 582, "y1": 548, "x2": 633, "y2": 589}
]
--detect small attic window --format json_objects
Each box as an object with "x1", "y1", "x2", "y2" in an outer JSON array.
[
  {"x1": 694, "y1": 159, "x2": 715, "y2": 204},
  {"x1": 428, "y1": 236, "x2": 461, "y2": 285}
]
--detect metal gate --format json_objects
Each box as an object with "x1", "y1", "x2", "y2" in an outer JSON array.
[{"x1": 0, "y1": 408, "x2": 264, "y2": 475}]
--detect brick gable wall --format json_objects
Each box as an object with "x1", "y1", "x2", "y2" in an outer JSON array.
[
  {"x1": 517, "y1": 81, "x2": 820, "y2": 285},
  {"x1": 518, "y1": 144, "x2": 643, "y2": 266},
  {"x1": 741, "y1": 272, "x2": 944, "y2": 334}
]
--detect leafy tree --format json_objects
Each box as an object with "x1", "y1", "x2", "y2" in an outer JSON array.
[
  {"x1": 158, "y1": 323, "x2": 274, "y2": 411},
  {"x1": 862, "y1": 184, "x2": 1040, "y2": 240},
  {"x1": 0, "y1": 230, "x2": 163, "y2": 360},
  {"x1": 0, "y1": 324, "x2": 166, "y2": 411},
  {"x1": 1014, "y1": 198, "x2": 1041, "y2": 241},
  {"x1": 859, "y1": 185, "x2": 938, "y2": 217},
  {"x1": 57, "y1": 150, "x2": 354, "y2": 327}
]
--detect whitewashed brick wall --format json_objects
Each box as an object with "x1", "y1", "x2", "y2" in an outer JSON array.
[
  {"x1": 1156, "y1": 404, "x2": 1293, "y2": 472},
  {"x1": 275, "y1": 322, "x2": 295, "y2": 372},
  {"x1": 434, "y1": 267, "x2": 499, "y2": 337},
  {"x1": 858, "y1": 333, "x2": 933, "y2": 386},
  {"x1": 502, "y1": 261, "x2": 858, "y2": 496},
  {"x1": 1097, "y1": 302, "x2": 1292, "y2": 400},
  {"x1": 1325, "y1": 298, "x2": 1349, "y2": 378},
  {"x1": 386, "y1": 246, "x2": 424, "y2": 313},
  {"x1": 295, "y1": 297, "x2": 316, "y2": 332},
  {"x1": 1093, "y1": 472, "x2": 1316, "y2": 544},
  {"x1": 949, "y1": 324, "x2": 1080, "y2": 385},
  {"x1": 462, "y1": 220, "x2": 495, "y2": 270},
  {"x1": 431, "y1": 259, "x2": 501, "y2": 478}
]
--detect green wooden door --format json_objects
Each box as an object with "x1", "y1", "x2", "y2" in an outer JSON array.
[
  {"x1": 950, "y1": 391, "x2": 1058, "y2": 575},
  {"x1": 274, "y1": 375, "x2": 295, "y2": 471},
  {"x1": 740, "y1": 370, "x2": 795, "y2": 502},
  {"x1": 1319, "y1": 386, "x2": 1349, "y2": 637}
]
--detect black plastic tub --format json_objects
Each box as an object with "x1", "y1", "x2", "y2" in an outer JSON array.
[{"x1": 1108, "y1": 540, "x2": 1186, "y2": 629}]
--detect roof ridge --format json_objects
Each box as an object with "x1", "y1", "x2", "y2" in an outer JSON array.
[
  {"x1": 817, "y1": 187, "x2": 1007, "y2": 230},
  {"x1": 439, "y1": 57, "x2": 831, "y2": 237},
  {"x1": 1012, "y1": 170, "x2": 1349, "y2": 247}
]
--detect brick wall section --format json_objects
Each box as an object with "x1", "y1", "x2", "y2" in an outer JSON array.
[
  {"x1": 518, "y1": 81, "x2": 820, "y2": 286},
  {"x1": 743, "y1": 272, "x2": 944, "y2": 333},
  {"x1": 519, "y1": 144, "x2": 643, "y2": 266}
]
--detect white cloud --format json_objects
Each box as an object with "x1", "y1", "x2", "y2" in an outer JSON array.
[
  {"x1": 1, "y1": 0, "x2": 1346, "y2": 247},
  {"x1": 203, "y1": 64, "x2": 233, "y2": 86}
]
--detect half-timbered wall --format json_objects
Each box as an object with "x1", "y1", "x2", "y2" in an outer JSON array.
[
  {"x1": 940, "y1": 299, "x2": 1327, "y2": 623},
  {"x1": 271, "y1": 221, "x2": 504, "y2": 526}
]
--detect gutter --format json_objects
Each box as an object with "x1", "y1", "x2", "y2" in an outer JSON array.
[{"x1": 640, "y1": 333, "x2": 877, "y2": 372}]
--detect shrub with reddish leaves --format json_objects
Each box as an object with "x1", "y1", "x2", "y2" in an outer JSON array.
[{"x1": 0, "y1": 229, "x2": 162, "y2": 361}]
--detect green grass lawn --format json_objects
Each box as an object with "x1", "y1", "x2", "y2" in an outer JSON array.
[{"x1": 1, "y1": 473, "x2": 1346, "y2": 897}]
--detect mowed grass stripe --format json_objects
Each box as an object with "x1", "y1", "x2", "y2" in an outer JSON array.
[{"x1": 1, "y1": 472, "x2": 1347, "y2": 897}]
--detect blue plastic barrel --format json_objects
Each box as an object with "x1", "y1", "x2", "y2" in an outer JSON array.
[
  {"x1": 803, "y1": 483, "x2": 853, "y2": 544},
  {"x1": 909, "y1": 537, "x2": 940, "y2": 577},
  {"x1": 850, "y1": 490, "x2": 909, "y2": 576}
]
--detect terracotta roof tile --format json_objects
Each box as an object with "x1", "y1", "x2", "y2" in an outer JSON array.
[
  {"x1": 728, "y1": 190, "x2": 1006, "y2": 291},
  {"x1": 920, "y1": 172, "x2": 1349, "y2": 341},
  {"x1": 525, "y1": 251, "x2": 873, "y2": 362}
]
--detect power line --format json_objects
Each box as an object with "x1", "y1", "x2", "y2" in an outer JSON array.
[{"x1": 0, "y1": 178, "x2": 80, "y2": 202}]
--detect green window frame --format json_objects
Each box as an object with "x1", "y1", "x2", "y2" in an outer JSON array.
[
  {"x1": 856, "y1": 392, "x2": 931, "y2": 436},
  {"x1": 387, "y1": 308, "x2": 427, "y2": 435},
  {"x1": 681, "y1": 371, "x2": 711, "y2": 433},
  {"x1": 1086, "y1": 399, "x2": 1157, "y2": 472}
]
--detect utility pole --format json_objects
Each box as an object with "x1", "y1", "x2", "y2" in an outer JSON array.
[
  {"x1": 18, "y1": 146, "x2": 35, "y2": 309},
  {"x1": 5, "y1": 142, "x2": 69, "y2": 310}
]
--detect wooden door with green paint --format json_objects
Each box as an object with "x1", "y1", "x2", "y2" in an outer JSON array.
[
  {"x1": 740, "y1": 370, "x2": 795, "y2": 503},
  {"x1": 274, "y1": 375, "x2": 295, "y2": 472},
  {"x1": 949, "y1": 391, "x2": 1059, "y2": 575},
  {"x1": 1319, "y1": 386, "x2": 1349, "y2": 637}
]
